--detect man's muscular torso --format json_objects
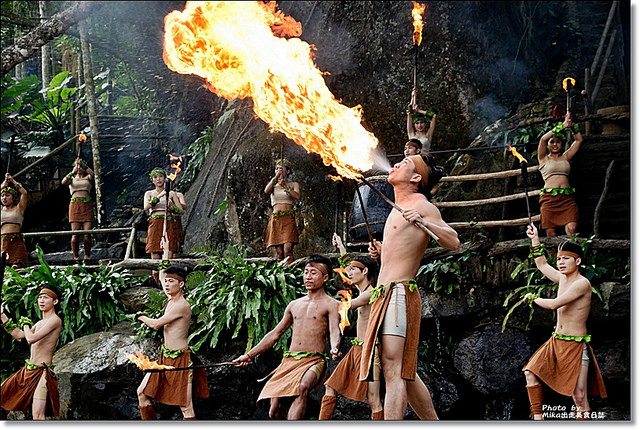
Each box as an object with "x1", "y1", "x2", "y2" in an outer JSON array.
[{"x1": 288, "y1": 295, "x2": 335, "y2": 353}]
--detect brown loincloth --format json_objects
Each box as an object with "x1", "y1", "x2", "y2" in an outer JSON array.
[
  {"x1": 1, "y1": 233, "x2": 28, "y2": 266},
  {"x1": 169, "y1": 217, "x2": 184, "y2": 245},
  {"x1": 145, "y1": 216, "x2": 179, "y2": 254},
  {"x1": 142, "y1": 348, "x2": 209, "y2": 406},
  {"x1": 1, "y1": 363, "x2": 59, "y2": 417},
  {"x1": 360, "y1": 281, "x2": 421, "y2": 381},
  {"x1": 539, "y1": 193, "x2": 579, "y2": 229},
  {"x1": 523, "y1": 336, "x2": 607, "y2": 398},
  {"x1": 265, "y1": 214, "x2": 299, "y2": 247},
  {"x1": 258, "y1": 355, "x2": 326, "y2": 401},
  {"x1": 325, "y1": 344, "x2": 368, "y2": 402},
  {"x1": 68, "y1": 198, "x2": 95, "y2": 223}
]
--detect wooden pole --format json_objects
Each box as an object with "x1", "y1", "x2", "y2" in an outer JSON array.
[
  {"x1": 433, "y1": 189, "x2": 541, "y2": 208},
  {"x1": 21, "y1": 227, "x2": 133, "y2": 238},
  {"x1": 593, "y1": 160, "x2": 615, "y2": 238},
  {"x1": 124, "y1": 226, "x2": 136, "y2": 260},
  {"x1": 79, "y1": 20, "x2": 105, "y2": 226},
  {"x1": 13, "y1": 135, "x2": 78, "y2": 178}
]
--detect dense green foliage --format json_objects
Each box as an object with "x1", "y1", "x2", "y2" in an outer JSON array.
[
  {"x1": 417, "y1": 249, "x2": 474, "y2": 295},
  {"x1": 134, "y1": 245, "x2": 308, "y2": 356},
  {"x1": 2, "y1": 246, "x2": 146, "y2": 379}
]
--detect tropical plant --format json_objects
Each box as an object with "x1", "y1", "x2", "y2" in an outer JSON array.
[
  {"x1": 417, "y1": 249, "x2": 474, "y2": 295},
  {"x1": 133, "y1": 244, "x2": 307, "y2": 356},
  {"x1": 2, "y1": 246, "x2": 146, "y2": 352}
]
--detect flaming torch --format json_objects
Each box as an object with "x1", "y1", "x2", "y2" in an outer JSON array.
[
  {"x1": 77, "y1": 133, "x2": 87, "y2": 158},
  {"x1": 563, "y1": 77, "x2": 576, "y2": 115},
  {"x1": 336, "y1": 289, "x2": 352, "y2": 335},
  {"x1": 124, "y1": 351, "x2": 175, "y2": 371},
  {"x1": 411, "y1": 1, "x2": 426, "y2": 90},
  {"x1": 507, "y1": 145, "x2": 532, "y2": 225}
]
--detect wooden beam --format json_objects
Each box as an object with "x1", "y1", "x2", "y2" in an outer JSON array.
[
  {"x1": 22, "y1": 227, "x2": 133, "y2": 238},
  {"x1": 448, "y1": 215, "x2": 540, "y2": 229},
  {"x1": 440, "y1": 166, "x2": 539, "y2": 182},
  {"x1": 434, "y1": 190, "x2": 541, "y2": 208}
]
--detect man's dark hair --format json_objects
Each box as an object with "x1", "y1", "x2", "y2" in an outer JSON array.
[
  {"x1": 408, "y1": 138, "x2": 423, "y2": 150},
  {"x1": 419, "y1": 153, "x2": 444, "y2": 200},
  {"x1": 165, "y1": 266, "x2": 188, "y2": 284},
  {"x1": 558, "y1": 241, "x2": 584, "y2": 261},
  {"x1": 40, "y1": 284, "x2": 62, "y2": 311},
  {"x1": 352, "y1": 256, "x2": 378, "y2": 284},
  {"x1": 305, "y1": 254, "x2": 333, "y2": 277}
]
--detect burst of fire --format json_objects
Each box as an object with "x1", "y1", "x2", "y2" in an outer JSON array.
[
  {"x1": 336, "y1": 289, "x2": 352, "y2": 334},
  {"x1": 124, "y1": 351, "x2": 175, "y2": 370},
  {"x1": 167, "y1": 154, "x2": 183, "y2": 181},
  {"x1": 412, "y1": 2, "x2": 427, "y2": 46},
  {"x1": 162, "y1": 1, "x2": 378, "y2": 179},
  {"x1": 507, "y1": 145, "x2": 527, "y2": 164},
  {"x1": 78, "y1": 133, "x2": 87, "y2": 142},
  {"x1": 563, "y1": 77, "x2": 576, "y2": 92},
  {"x1": 333, "y1": 267, "x2": 353, "y2": 285},
  {"x1": 327, "y1": 174, "x2": 343, "y2": 182}
]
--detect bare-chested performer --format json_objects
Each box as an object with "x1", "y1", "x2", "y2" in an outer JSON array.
[
  {"x1": 1, "y1": 285, "x2": 62, "y2": 420},
  {"x1": 318, "y1": 233, "x2": 383, "y2": 420},
  {"x1": 136, "y1": 246, "x2": 209, "y2": 420},
  {"x1": 359, "y1": 153, "x2": 459, "y2": 420},
  {"x1": 522, "y1": 224, "x2": 607, "y2": 420},
  {"x1": 233, "y1": 254, "x2": 342, "y2": 420}
]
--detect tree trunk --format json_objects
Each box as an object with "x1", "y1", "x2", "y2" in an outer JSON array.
[
  {"x1": 39, "y1": 1, "x2": 51, "y2": 89},
  {"x1": 78, "y1": 20, "x2": 104, "y2": 226},
  {"x1": 1, "y1": 1, "x2": 104, "y2": 76}
]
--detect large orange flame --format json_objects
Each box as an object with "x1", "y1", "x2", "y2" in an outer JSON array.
[
  {"x1": 507, "y1": 145, "x2": 527, "y2": 164},
  {"x1": 124, "y1": 351, "x2": 175, "y2": 370},
  {"x1": 333, "y1": 267, "x2": 353, "y2": 285},
  {"x1": 412, "y1": 2, "x2": 426, "y2": 46},
  {"x1": 163, "y1": 1, "x2": 379, "y2": 179},
  {"x1": 336, "y1": 289, "x2": 352, "y2": 334},
  {"x1": 562, "y1": 77, "x2": 576, "y2": 92},
  {"x1": 78, "y1": 133, "x2": 87, "y2": 142},
  {"x1": 167, "y1": 154, "x2": 183, "y2": 181}
]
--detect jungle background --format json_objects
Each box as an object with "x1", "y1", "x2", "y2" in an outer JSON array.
[{"x1": 0, "y1": 0, "x2": 631, "y2": 421}]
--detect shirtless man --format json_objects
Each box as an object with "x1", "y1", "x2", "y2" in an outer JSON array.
[
  {"x1": 233, "y1": 254, "x2": 341, "y2": 420},
  {"x1": 522, "y1": 224, "x2": 607, "y2": 420},
  {"x1": 136, "y1": 247, "x2": 209, "y2": 420},
  {"x1": 318, "y1": 234, "x2": 383, "y2": 420},
  {"x1": 1, "y1": 285, "x2": 62, "y2": 420},
  {"x1": 359, "y1": 153, "x2": 459, "y2": 420}
]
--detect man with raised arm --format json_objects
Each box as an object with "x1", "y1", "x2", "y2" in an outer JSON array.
[
  {"x1": 318, "y1": 234, "x2": 384, "y2": 420},
  {"x1": 135, "y1": 246, "x2": 209, "y2": 420},
  {"x1": 522, "y1": 223, "x2": 607, "y2": 420},
  {"x1": 1, "y1": 285, "x2": 62, "y2": 420},
  {"x1": 233, "y1": 254, "x2": 342, "y2": 420},
  {"x1": 360, "y1": 153, "x2": 459, "y2": 420}
]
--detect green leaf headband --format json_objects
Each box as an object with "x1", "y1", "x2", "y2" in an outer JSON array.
[
  {"x1": 275, "y1": 158, "x2": 293, "y2": 169},
  {"x1": 149, "y1": 169, "x2": 167, "y2": 180},
  {"x1": 1, "y1": 186, "x2": 18, "y2": 199}
]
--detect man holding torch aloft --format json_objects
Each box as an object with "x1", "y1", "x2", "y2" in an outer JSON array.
[{"x1": 360, "y1": 153, "x2": 459, "y2": 420}]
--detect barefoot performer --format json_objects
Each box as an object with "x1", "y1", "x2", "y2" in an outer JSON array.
[
  {"x1": 135, "y1": 247, "x2": 209, "y2": 420},
  {"x1": 359, "y1": 153, "x2": 459, "y2": 420},
  {"x1": 522, "y1": 224, "x2": 607, "y2": 420},
  {"x1": 232, "y1": 254, "x2": 342, "y2": 420},
  {"x1": 1, "y1": 173, "x2": 29, "y2": 267},
  {"x1": 1, "y1": 285, "x2": 62, "y2": 420},
  {"x1": 318, "y1": 234, "x2": 384, "y2": 420},
  {"x1": 61, "y1": 158, "x2": 95, "y2": 261}
]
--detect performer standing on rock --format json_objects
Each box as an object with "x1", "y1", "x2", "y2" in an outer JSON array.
[
  {"x1": 1, "y1": 285, "x2": 62, "y2": 420},
  {"x1": 61, "y1": 158, "x2": 95, "y2": 262},
  {"x1": 522, "y1": 223, "x2": 607, "y2": 420},
  {"x1": 318, "y1": 234, "x2": 384, "y2": 420},
  {"x1": 360, "y1": 153, "x2": 459, "y2": 420},
  {"x1": 232, "y1": 254, "x2": 342, "y2": 420},
  {"x1": 135, "y1": 247, "x2": 209, "y2": 420},
  {"x1": 537, "y1": 112, "x2": 583, "y2": 237}
]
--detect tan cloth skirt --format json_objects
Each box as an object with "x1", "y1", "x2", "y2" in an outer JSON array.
[
  {"x1": 1, "y1": 365, "x2": 59, "y2": 417},
  {"x1": 539, "y1": 193, "x2": 579, "y2": 229},
  {"x1": 265, "y1": 214, "x2": 299, "y2": 247},
  {"x1": 523, "y1": 336, "x2": 607, "y2": 398},
  {"x1": 324, "y1": 344, "x2": 369, "y2": 402},
  {"x1": 145, "y1": 216, "x2": 179, "y2": 254},
  {"x1": 69, "y1": 198, "x2": 95, "y2": 223},
  {"x1": 1, "y1": 233, "x2": 28, "y2": 265},
  {"x1": 258, "y1": 355, "x2": 326, "y2": 401}
]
